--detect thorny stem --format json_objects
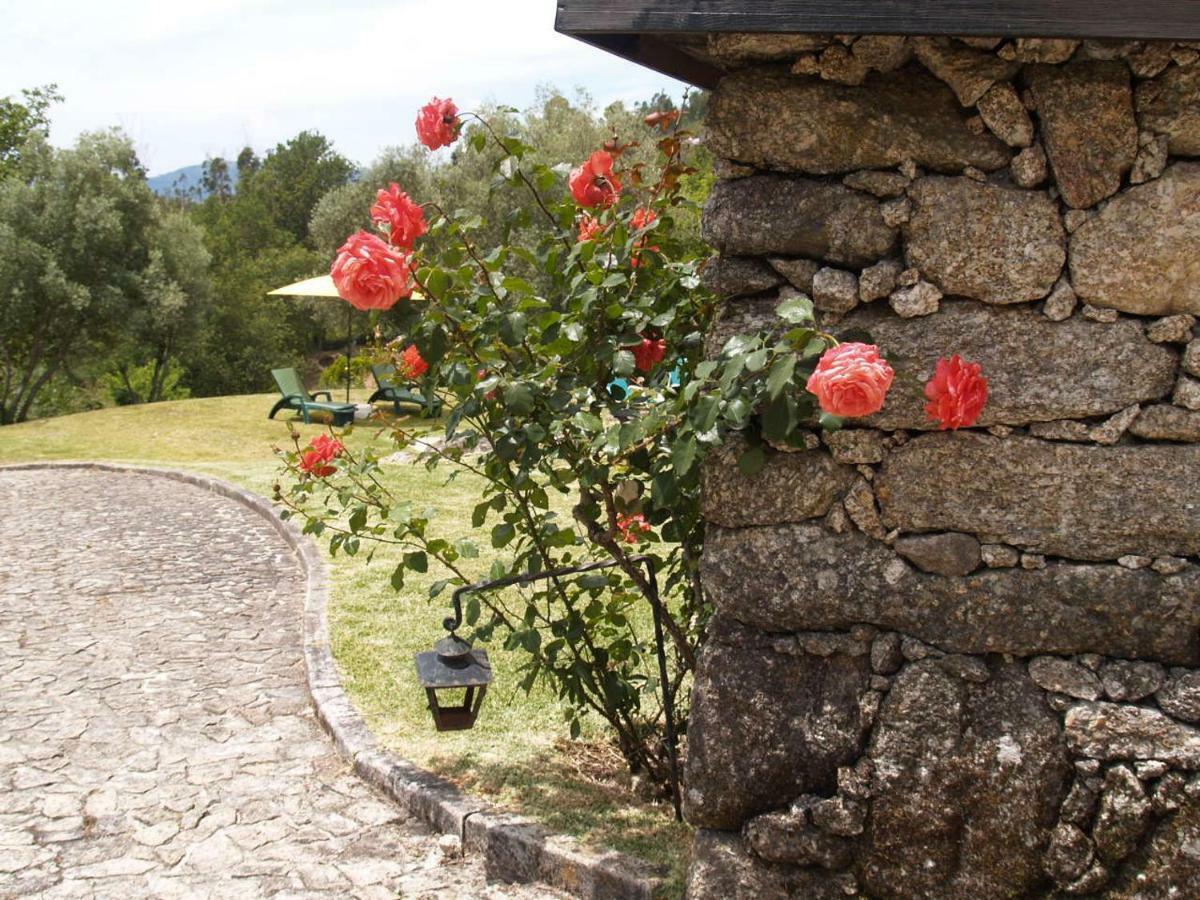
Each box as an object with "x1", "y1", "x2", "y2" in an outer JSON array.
[{"x1": 464, "y1": 112, "x2": 572, "y2": 250}]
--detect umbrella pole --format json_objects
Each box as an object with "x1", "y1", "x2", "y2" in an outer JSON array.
[{"x1": 345, "y1": 305, "x2": 353, "y2": 404}]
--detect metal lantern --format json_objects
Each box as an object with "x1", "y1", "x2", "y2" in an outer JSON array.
[
  {"x1": 414, "y1": 555, "x2": 683, "y2": 820},
  {"x1": 415, "y1": 633, "x2": 492, "y2": 731}
]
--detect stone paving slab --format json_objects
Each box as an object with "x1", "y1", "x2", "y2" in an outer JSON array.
[{"x1": 0, "y1": 467, "x2": 565, "y2": 899}]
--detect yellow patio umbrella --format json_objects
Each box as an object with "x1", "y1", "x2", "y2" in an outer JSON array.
[
  {"x1": 268, "y1": 274, "x2": 424, "y2": 402},
  {"x1": 267, "y1": 274, "x2": 359, "y2": 403}
]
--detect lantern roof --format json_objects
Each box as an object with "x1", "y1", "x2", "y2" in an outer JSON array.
[{"x1": 555, "y1": 0, "x2": 1200, "y2": 88}]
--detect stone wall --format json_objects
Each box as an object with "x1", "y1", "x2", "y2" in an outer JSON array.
[{"x1": 688, "y1": 33, "x2": 1200, "y2": 899}]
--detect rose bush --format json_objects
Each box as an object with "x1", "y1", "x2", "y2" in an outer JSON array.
[{"x1": 278, "y1": 97, "x2": 986, "y2": 786}]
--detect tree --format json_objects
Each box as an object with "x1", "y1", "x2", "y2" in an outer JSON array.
[
  {"x1": 309, "y1": 146, "x2": 436, "y2": 258},
  {"x1": 241, "y1": 131, "x2": 355, "y2": 244},
  {"x1": 201, "y1": 156, "x2": 234, "y2": 200},
  {"x1": 107, "y1": 209, "x2": 212, "y2": 404},
  {"x1": 0, "y1": 84, "x2": 61, "y2": 179},
  {"x1": 236, "y1": 146, "x2": 260, "y2": 180},
  {"x1": 0, "y1": 130, "x2": 157, "y2": 423},
  {"x1": 184, "y1": 137, "x2": 331, "y2": 397}
]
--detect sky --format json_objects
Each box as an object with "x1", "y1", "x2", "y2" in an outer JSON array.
[{"x1": 1, "y1": 0, "x2": 688, "y2": 176}]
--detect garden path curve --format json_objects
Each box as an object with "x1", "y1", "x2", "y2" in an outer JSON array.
[{"x1": 0, "y1": 466, "x2": 562, "y2": 899}]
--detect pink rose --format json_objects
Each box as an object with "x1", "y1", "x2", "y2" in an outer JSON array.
[
  {"x1": 370, "y1": 183, "x2": 427, "y2": 250},
  {"x1": 416, "y1": 97, "x2": 460, "y2": 150},
  {"x1": 330, "y1": 231, "x2": 414, "y2": 311},
  {"x1": 569, "y1": 150, "x2": 621, "y2": 208},
  {"x1": 805, "y1": 343, "x2": 895, "y2": 418},
  {"x1": 924, "y1": 355, "x2": 988, "y2": 430}
]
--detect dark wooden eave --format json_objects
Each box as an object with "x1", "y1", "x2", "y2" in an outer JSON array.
[{"x1": 555, "y1": 0, "x2": 1200, "y2": 87}]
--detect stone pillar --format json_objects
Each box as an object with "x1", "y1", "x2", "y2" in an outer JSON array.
[{"x1": 688, "y1": 35, "x2": 1200, "y2": 898}]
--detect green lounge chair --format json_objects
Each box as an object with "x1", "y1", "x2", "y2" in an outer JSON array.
[
  {"x1": 268, "y1": 367, "x2": 357, "y2": 425},
  {"x1": 368, "y1": 363, "x2": 443, "y2": 418}
]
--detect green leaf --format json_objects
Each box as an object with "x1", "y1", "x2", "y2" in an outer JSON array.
[
  {"x1": 651, "y1": 471, "x2": 679, "y2": 507},
  {"x1": 766, "y1": 354, "x2": 797, "y2": 400},
  {"x1": 403, "y1": 551, "x2": 428, "y2": 573},
  {"x1": 819, "y1": 412, "x2": 845, "y2": 432},
  {"x1": 762, "y1": 395, "x2": 796, "y2": 443},
  {"x1": 471, "y1": 501, "x2": 490, "y2": 528},
  {"x1": 802, "y1": 336, "x2": 828, "y2": 358},
  {"x1": 724, "y1": 396, "x2": 751, "y2": 428},
  {"x1": 745, "y1": 348, "x2": 770, "y2": 372},
  {"x1": 390, "y1": 564, "x2": 405, "y2": 591},
  {"x1": 777, "y1": 293, "x2": 815, "y2": 324},
  {"x1": 491, "y1": 522, "x2": 516, "y2": 548},
  {"x1": 456, "y1": 538, "x2": 480, "y2": 558},
  {"x1": 500, "y1": 312, "x2": 527, "y2": 345},
  {"x1": 573, "y1": 411, "x2": 602, "y2": 433},
  {"x1": 429, "y1": 578, "x2": 452, "y2": 599},
  {"x1": 738, "y1": 445, "x2": 767, "y2": 476},
  {"x1": 671, "y1": 435, "x2": 698, "y2": 475},
  {"x1": 613, "y1": 350, "x2": 635, "y2": 377},
  {"x1": 503, "y1": 383, "x2": 534, "y2": 416}
]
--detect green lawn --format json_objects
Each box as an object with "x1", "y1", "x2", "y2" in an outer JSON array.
[{"x1": 0, "y1": 393, "x2": 691, "y2": 894}]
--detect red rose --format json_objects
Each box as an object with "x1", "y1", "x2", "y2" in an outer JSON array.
[
  {"x1": 299, "y1": 434, "x2": 344, "y2": 477},
  {"x1": 331, "y1": 231, "x2": 414, "y2": 311},
  {"x1": 397, "y1": 344, "x2": 429, "y2": 380},
  {"x1": 370, "y1": 183, "x2": 427, "y2": 250},
  {"x1": 616, "y1": 512, "x2": 651, "y2": 544},
  {"x1": 632, "y1": 338, "x2": 666, "y2": 373},
  {"x1": 299, "y1": 451, "x2": 336, "y2": 477},
  {"x1": 631, "y1": 207, "x2": 657, "y2": 230},
  {"x1": 805, "y1": 342, "x2": 895, "y2": 418},
  {"x1": 569, "y1": 150, "x2": 621, "y2": 208},
  {"x1": 416, "y1": 97, "x2": 460, "y2": 150},
  {"x1": 924, "y1": 354, "x2": 988, "y2": 430},
  {"x1": 577, "y1": 215, "x2": 604, "y2": 242},
  {"x1": 309, "y1": 433, "x2": 345, "y2": 460},
  {"x1": 630, "y1": 207, "x2": 659, "y2": 267}
]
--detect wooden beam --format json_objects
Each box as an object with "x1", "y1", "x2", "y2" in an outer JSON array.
[
  {"x1": 573, "y1": 33, "x2": 724, "y2": 89},
  {"x1": 556, "y1": 0, "x2": 1200, "y2": 41}
]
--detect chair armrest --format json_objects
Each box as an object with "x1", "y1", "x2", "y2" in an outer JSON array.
[{"x1": 309, "y1": 391, "x2": 332, "y2": 401}]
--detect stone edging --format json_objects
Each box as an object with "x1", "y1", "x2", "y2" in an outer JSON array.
[{"x1": 0, "y1": 462, "x2": 662, "y2": 899}]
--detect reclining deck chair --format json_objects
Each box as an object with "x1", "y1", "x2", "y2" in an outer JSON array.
[
  {"x1": 268, "y1": 367, "x2": 357, "y2": 425},
  {"x1": 368, "y1": 364, "x2": 443, "y2": 418}
]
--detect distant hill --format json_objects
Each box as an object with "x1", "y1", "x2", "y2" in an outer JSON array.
[{"x1": 147, "y1": 163, "x2": 240, "y2": 199}]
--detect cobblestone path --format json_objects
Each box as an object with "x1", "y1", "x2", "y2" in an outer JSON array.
[{"x1": 0, "y1": 467, "x2": 562, "y2": 899}]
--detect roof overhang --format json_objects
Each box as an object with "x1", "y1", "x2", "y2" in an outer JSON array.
[{"x1": 555, "y1": 0, "x2": 1200, "y2": 87}]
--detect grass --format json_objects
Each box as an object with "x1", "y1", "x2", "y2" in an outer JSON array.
[{"x1": 0, "y1": 392, "x2": 692, "y2": 895}]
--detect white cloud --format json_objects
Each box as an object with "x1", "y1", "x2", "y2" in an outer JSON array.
[{"x1": 1, "y1": 0, "x2": 688, "y2": 173}]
